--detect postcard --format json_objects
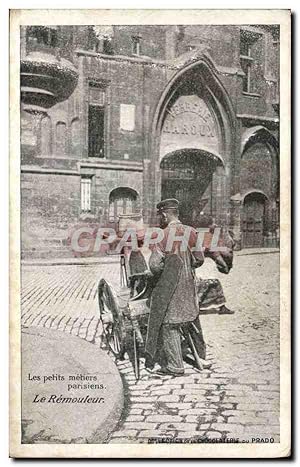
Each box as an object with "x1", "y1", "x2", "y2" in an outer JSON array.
[{"x1": 9, "y1": 9, "x2": 291, "y2": 458}]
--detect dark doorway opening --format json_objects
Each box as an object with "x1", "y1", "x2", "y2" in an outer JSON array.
[
  {"x1": 242, "y1": 192, "x2": 267, "y2": 248},
  {"x1": 160, "y1": 149, "x2": 223, "y2": 227}
]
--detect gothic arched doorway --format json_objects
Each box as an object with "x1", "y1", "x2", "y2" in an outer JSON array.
[
  {"x1": 240, "y1": 130, "x2": 279, "y2": 248},
  {"x1": 160, "y1": 148, "x2": 225, "y2": 226},
  {"x1": 242, "y1": 191, "x2": 268, "y2": 248},
  {"x1": 148, "y1": 53, "x2": 235, "y2": 228}
]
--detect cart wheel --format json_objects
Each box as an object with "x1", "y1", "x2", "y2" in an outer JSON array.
[{"x1": 98, "y1": 279, "x2": 126, "y2": 358}]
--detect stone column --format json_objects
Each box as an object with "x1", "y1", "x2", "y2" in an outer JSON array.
[
  {"x1": 150, "y1": 159, "x2": 162, "y2": 226},
  {"x1": 230, "y1": 196, "x2": 242, "y2": 250},
  {"x1": 165, "y1": 26, "x2": 178, "y2": 60},
  {"x1": 212, "y1": 166, "x2": 227, "y2": 226}
]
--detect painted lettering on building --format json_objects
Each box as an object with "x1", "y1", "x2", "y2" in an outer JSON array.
[
  {"x1": 160, "y1": 95, "x2": 219, "y2": 160},
  {"x1": 162, "y1": 121, "x2": 215, "y2": 138}
]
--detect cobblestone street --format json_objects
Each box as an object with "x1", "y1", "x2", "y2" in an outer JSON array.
[{"x1": 21, "y1": 252, "x2": 280, "y2": 443}]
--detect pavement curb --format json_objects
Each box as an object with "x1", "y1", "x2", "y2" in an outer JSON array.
[
  {"x1": 236, "y1": 248, "x2": 279, "y2": 256},
  {"x1": 21, "y1": 326, "x2": 124, "y2": 443},
  {"x1": 22, "y1": 249, "x2": 279, "y2": 266}
]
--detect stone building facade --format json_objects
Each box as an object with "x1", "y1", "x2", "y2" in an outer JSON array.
[{"x1": 20, "y1": 25, "x2": 279, "y2": 258}]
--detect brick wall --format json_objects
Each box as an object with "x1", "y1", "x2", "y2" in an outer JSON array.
[
  {"x1": 80, "y1": 55, "x2": 168, "y2": 162},
  {"x1": 240, "y1": 143, "x2": 275, "y2": 199},
  {"x1": 21, "y1": 166, "x2": 144, "y2": 258},
  {"x1": 21, "y1": 172, "x2": 80, "y2": 258},
  {"x1": 21, "y1": 25, "x2": 279, "y2": 164},
  {"x1": 112, "y1": 26, "x2": 167, "y2": 60},
  {"x1": 91, "y1": 167, "x2": 144, "y2": 225},
  {"x1": 20, "y1": 24, "x2": 280, "y2": 257}
]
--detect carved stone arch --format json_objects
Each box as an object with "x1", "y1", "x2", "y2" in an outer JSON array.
[
  {"x1": 109, "y1": 186, "x2": 140, "y2": 202},
  {"x1": 149, "y1": 53, "x2": 236, "y2": 227},
  {"x1": 242, "y1": 189, "x2": 269, "y2": 203},
  {"x1": 151, "y1": 54, "x2": 236, "y2": 164},
  {"x1": 55, "y1": 121, "x2": 67, "y2": 155},
  {"x1": 108, "y1": 187, "x2": 141, "y2": 228},
  {"x1": 241, "y1": 125, "x2": 279, "y2": 154},
  {"x1": 241, "y1": 126, "x2": 279, "y2": 200}
]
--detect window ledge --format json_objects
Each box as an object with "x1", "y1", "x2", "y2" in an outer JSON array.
[
  {"x1": 79, "y1": 212, "x2": 97, "y2": 220},
  {"x1": 119, "y1": 128, "x2": 135, "y2": 133},
  {"x1": 240, "y1": 55, "x2": 254, "y2": 61},
  {"x1": 242, "y1": 92, "x2": 261, "y2": 98}
]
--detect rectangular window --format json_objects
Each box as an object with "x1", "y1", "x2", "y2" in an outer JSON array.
[
  {"x1": 81, "y1": 177, "x2": 91, "y2": 212},
  {"x1": 88, "y1": 82, "x2": 106, "y2": 158},
  {"x1": 132, "y1": 35, "x2": 141, "y2": 56},
  {"x1": 89, "y1": 84, "x2": 105, "y2": 106},
  {"x1": 88, "y1": 105, "x2": 105, "y2": 157},
  {"x1": 240, "y1": 35, "x2": 252, "y2": 57},
  {"x1": 103, "y1": 38, "x2": 113, "y2": 55},
  {"x1": 241, "y1": 62, "x2": 252, "y2": 93},
  {"x1": 240, "y1": 29, "x2": 261, "y2": 95}
]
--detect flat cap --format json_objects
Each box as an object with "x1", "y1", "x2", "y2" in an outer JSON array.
[{"x1": 156, "y1": 198, "x2": 179, "y2": 212}]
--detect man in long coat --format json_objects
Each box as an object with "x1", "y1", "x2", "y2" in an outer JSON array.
[{"x1": 145, "y1": 198, "x2": 210, "y2": 376}]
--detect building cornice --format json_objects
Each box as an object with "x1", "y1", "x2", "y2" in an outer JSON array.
[
  {"x1": 76, "y1": 49, "x2": 167, "y2": 68},
  {"x1": 21, "y1": 159, "x2": 144, "y2": 174},
  {"x1": 76, "y1": 49, "x2": 244, "y2": 77},
  {"x1": 21, "y1": 166, "x2": 79, "y2": 176},
  {"x1": 79, "y1": 159, "x2": 144, "y2": 172},
  {"x1": 237, "y1": 113, "x2": 279, "y2": 127}
]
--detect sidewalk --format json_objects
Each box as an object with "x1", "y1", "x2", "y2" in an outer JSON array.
[
  {"x1": 21, "y1": 253, "x2": 280, "y2": 443},
  {"x1": 22, "y1": 326, "x2": 124, "y2": 443}
]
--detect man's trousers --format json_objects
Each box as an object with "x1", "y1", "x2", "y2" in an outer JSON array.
[{"x1": 159, "y1": 317, "x2": 206, "y2": 374}]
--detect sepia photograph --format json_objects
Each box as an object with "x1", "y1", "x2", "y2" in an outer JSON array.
[{"x1": 9, "y1": 9, "x2": 291, "y2": 458}]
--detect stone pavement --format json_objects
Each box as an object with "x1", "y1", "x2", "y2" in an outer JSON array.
[
  {"x1": 22, "y1": 327, "x2": 123, "y2": 443},
  {"x1": 21, "y1": 252, "x2": 280, "y2": 444}
]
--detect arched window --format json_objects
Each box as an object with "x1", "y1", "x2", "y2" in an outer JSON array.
[
  {"x1": 109, "y1": 187, "x2": 138, "y2": 223},
  {"x1": 55, "y1": 121, "x2": 67, "y2": 155},
  {"x1": 40, "y1": 115, "x2": 51, "y2": 155},
  {"x1": 240, "y1": 142, "x2": 273, "y2": 199}
]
